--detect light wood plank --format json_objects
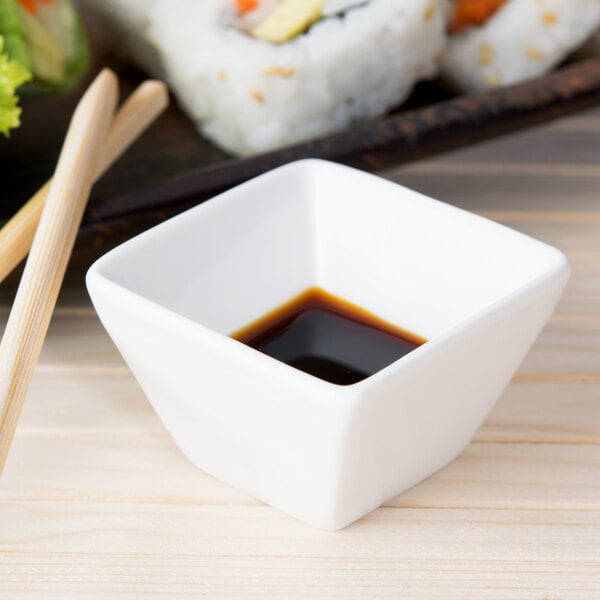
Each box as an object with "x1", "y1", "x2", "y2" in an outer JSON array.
[
  {"x1": 0, "y1": 315, "x2": 127, "y2": 371},
  {"x1": 4, "y1": 254, "x2": 600, "y2": 319},
  {"x1": 4, "y1": 312, "x2": 594, "y2": 376},
  {"x1": 481, "y1": 219, "x2": 600, "y2": 258},
  {"x1": 0, "y1": 502, "x2": 599, "y2": 561},
  {"x1": 478, "y1": 381, "x2": 600, "y2": 444},
  {"x1": 0, "y1": 260, "x2": 600, "y2": 328},
  {"x1": 391, "y1": 443, "x2": 600, "y2": 510},
  {"x1": 383, "y1": 110, "x2": 600, "y2": 212},
  {"x1": 402, "y1": 162, "x2": 600, "y2": 178},
  {"x1": 3, "y1": 260, "x2": 598, "y2": 326},
  {"x1": 0, "y1": 554, "x2": 598, "y2": 600},
  {"x1": 546, "y1": 105, "x2": 600, "y2": 131},
  {"x1": 1, "y1": 95, "x2": 599, "y2": 600},
  {"x1": 388, "y1": 171, "x2": 600, "y2": 213},
  {"x1": 553, "y1": 117, "x2": 600, "y2": 132},
  {"x1": 2, "y1": 212, "x2": 598, "y2": 379},
  {"x1": 14, "y1": 374, "x2": 600, "y2": 444},
  {"x1": 401, "y1": 117, "x2": 600, "y2": 166},
  {"x1": 2, "y1": 433, "x2": 600, "y2": 511},
  {"x1": 0, "y1": 502, "x2": 598, "y2": 600},
  {"x1": 0, "y1": 432, "x2": 249, "y2": 505},
  {"x1": 0, "y1": 554, "x2": 599, "y2": 599},
  {"x1": 520, "y1": 320, "x2": 600, "y2": 375},
  {"x1": 554, "y1": 261, "x2": 600, "y2": 317},
  {"x1": 18, "y1": 372, "x2": 157, "y2": 435}
]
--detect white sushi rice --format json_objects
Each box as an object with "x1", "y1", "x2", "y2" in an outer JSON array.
[
  {"x1": 80, "y1": 0, "x2": 446, "y2": 156},
  {"x1": 442, "y1": 0, "x2": 600, "y2": 94}
]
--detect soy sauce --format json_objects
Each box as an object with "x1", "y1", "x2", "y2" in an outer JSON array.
[{"x1": 232, "y1": 287, "x2": 426, "y2": 385}]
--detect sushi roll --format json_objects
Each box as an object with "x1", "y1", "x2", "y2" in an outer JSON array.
[
  {"x1": 79, "y1": 0, "x2": 447, "y2": 156},
  {"x1": 441, "y1": 0, "x2": 600, "y2": 93}
]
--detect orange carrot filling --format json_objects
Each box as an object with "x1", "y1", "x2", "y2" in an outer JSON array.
[
  {"x1": 19, "y1": 0, "x2": 56, "y2": 14},
  {"x1": 450, "y1": 0, "x2": 508, "y2": 33},
  {"x1": 236, "y1": 0, "x2": 260, "y2": 13}
]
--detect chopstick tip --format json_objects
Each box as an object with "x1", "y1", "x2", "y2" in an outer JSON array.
[
  {"x1": 138, "y1": 80, "x2": 170, "y2": 110},
  {"x1": 83, "y1": 68, "x2": 119, "y2": 108},
  {"x1": 98, "y1": 66, "x2": 118, "y2": 82}
]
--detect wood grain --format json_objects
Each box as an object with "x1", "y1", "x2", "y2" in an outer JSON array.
[
  {"x1": 479, "y1": 381, "x2": 600, "y2": 444},
  {"x1": 2, "y1": 310, "x2": 597, "y2": 376},
  {"x1": 2, "y1": 436, "x2": 600, "y2": 511},
  {"x1": 0, "y1": 92, "x2": 599, "y2": 598},
  {"x1": 0, "y1": 554, "x2": 599, "y2": 600},
  {"x1": 0, "y1": 504, "x2": 599, "y2": 598},
  {"x1": 1, "y1": 374, "x2": 593, "y2": 446}
]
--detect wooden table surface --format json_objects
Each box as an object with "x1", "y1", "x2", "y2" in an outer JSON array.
[{"x1": 1, "y1": 106, "x2": 599, "y2": 599}]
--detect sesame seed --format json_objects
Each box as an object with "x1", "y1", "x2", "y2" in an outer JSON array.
[
  {"x1": 541, "y1": 12, "x2": 558, "y2": 25},
  {"x1": 262, "y1": 66, "x2": 295, "y2": 78},
  {"x1": 483, "y1": 73, "x2": 503, "y2": 87},
  {"x1": 526, "y1": 47, "x2": 544, "y2": 61},
  {"x1": 479, "y1": 43, "x2": 495, "y2": 66},
  {"x1": 423, "y1": 4, "x2": 435, "y2": 21}
]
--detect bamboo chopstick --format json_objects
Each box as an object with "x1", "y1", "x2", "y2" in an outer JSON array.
[
  {"x1": 0, "y1": 79, "x2": 169, "y2": 284},
  {"x1": 0, "y1": 69, "x2": 119, "y2": 474}
]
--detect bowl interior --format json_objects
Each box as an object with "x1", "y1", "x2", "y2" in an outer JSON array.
[{"x1": 94, "y1": 160, "x2": 566, "y2": 341}]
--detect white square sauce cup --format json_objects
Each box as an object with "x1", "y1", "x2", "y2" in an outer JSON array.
[{"x1": 87, "y1": 159, "x2": 570, "y2": 530}]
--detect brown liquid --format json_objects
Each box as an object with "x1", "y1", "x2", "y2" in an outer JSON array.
[{"x1": 232, "y1": 287, "x2": 426, "y2": 385}]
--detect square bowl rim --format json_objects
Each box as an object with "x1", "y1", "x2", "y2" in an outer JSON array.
[{"x1": 86, "y1": 159, "x2": 570, "y2": 392}]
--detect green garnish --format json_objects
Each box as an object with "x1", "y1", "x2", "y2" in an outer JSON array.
[
  {"x1": 0, "y1": 34, "x2": 31, "y2": 136},
  {"x1": 0, "y1": 0, "x2": 88, "y2": 97}
]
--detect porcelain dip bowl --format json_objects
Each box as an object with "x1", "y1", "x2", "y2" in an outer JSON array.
[{"x1": 86, "y1": 159, "x2": 570, "y2": 530}]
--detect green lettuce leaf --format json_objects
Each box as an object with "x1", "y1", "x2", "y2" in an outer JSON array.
[
  {"x1": 0, "y1": 0, "x2": 88, "y2": 97},
  {"x1": 0, "y1": 34, "x2": 31, "y2": 136}
]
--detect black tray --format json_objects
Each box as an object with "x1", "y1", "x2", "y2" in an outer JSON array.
[{"x1": 2, "y1": 51, "x2": 600, "y2": 255}]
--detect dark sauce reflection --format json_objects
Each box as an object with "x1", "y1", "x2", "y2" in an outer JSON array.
[{"x1": 232, "y1": 288, "x2": 426, "y2": 385}]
